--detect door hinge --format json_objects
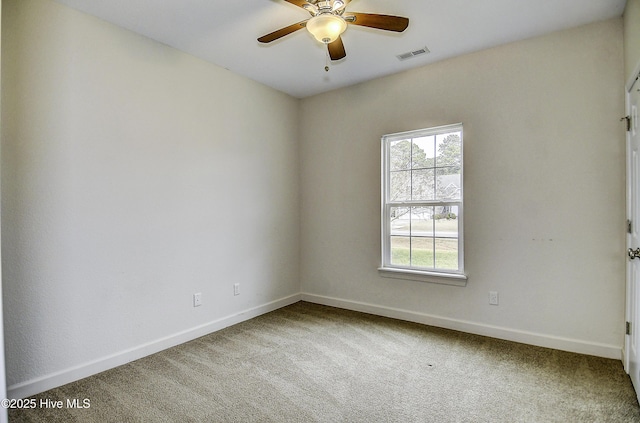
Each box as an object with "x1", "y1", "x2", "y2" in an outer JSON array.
[
  {"x1": 622, "y1": 115, "x2": 631, "y2": 131},
  {"x1": 627, "y1": 321, "x2": 632, "y2": 336},
  {"x1": 628, "y1": 219, "x2": 633, "y2": 234}
]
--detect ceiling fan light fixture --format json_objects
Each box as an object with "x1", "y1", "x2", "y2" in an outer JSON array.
[{"x1": 306, "y1": 14, "x2": 347, "y2": 44}]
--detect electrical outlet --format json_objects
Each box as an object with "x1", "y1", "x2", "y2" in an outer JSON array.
[
  {"x1": 489, "y1": 291, "x2": 499, "y2": 306},
  {"x1": 193, "y1": 293, "x2": 202, "y2": 307},
  {"x1": 233, "y1": 283, "x2": 240, "y2": 296}
]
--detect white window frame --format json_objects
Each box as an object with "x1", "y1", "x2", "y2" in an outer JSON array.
[{"x1": 379, "y1": 123, "x2": 467, "y2": 286}]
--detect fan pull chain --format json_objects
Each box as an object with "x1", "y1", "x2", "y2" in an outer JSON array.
[{"x1": 325, "y1": 52, "x2": 330, "y2": 72}]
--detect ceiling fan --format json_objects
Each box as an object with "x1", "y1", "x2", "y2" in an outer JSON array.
[{"x1": 258, "y1": 0, "x2": 409, "y2": 61}]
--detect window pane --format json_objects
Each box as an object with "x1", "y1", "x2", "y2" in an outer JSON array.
[
  {"x1": 435, "y1": 132, "x2": 461, "y2": 169},
  {"x1": 436, "y1": 168, "x2": 461, "y2": 201},
  {"x1": 434, "y1": 206, "x2": 458, "y2": 234},
  {"x1": 434, "y1": 206, "x2": 458, "y2": 270},
  {"x1": 390, "y1": 140, "x2": 412, "y2": 170},
  {"x1": 390, "y1": 236, "x2": 410, "y2": 266},
  {"x1": 412, "y1": 169, "x2": 435, "y2": 200},
  {"x1": 412, "y1": 136, "x2": 435, "y2": 169},
  {"x1": 411, "y1": 206, "x2": 434, "y2": 236},
  {"x1": 435, "y1": 238, "x2": 458, "y2": 270},
  {"x1": 390, "y1": 170, "x2": 411, "y2": 201},
  {"x1": 390, "y1": 207, "x2": 410, "y2": 236},
  {"x1": 411, "y1": 237, "x2": 434, "y2": 269}
]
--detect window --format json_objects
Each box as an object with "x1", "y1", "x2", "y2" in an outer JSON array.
[{"x1": 380, "y1": 123, "x2": 466, "y2": 285}]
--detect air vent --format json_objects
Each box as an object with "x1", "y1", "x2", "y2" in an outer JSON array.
[{"x1": 397, "y1": 46, "x2": 430, "y2": 61}]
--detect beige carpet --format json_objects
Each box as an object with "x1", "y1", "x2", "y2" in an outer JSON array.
[{"x1": 9, "y1": 302, "x2": 640, "y2": 422}]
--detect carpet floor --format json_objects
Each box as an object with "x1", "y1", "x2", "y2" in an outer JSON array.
[{"x1": 9, "y1": 301, "x2": 640, "y2": 422}]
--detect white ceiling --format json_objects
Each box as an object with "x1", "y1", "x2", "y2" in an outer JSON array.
[{"x1": 51, "y1": 0, "x2": 627, "y2": 98}]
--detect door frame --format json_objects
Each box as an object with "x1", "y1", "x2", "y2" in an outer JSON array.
[{"x1": 625, "y1": 60, "x2": 640, "y2": 375}]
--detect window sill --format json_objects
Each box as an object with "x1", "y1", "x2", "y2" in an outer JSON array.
[{"x1": 378, "y1": 267, "x2": 468, "y2": 287}]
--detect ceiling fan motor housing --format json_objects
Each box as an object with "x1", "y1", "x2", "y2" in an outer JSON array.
[{"x1": 306, "y1": 1, "x2": 345, "y2": 15}]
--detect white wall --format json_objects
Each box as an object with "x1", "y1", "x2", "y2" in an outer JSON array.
[
  {"x1": 300, "y1": 19, "x2": 626, "y2": 358},
  {"x1": 2, "y1": 0, "x2": 300, "y2": 397},
  {"x1": 624, "y1": 0, "x2": 640, "y2": 82},
  {"x1": 0, "y1": 0, "x2": 8, "y2": 419}
]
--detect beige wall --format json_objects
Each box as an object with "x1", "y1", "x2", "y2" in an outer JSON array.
[
  {"x1": 625, "y1": 0, "x2": 640, "y2": 83},
  {"x1": 300, "y1": 19, "x2": 625, "y2": 356},
  {"x1": 0, "y1": 0, "x2": 6, "y2": 419},
  {"x1": 2, "y1": 0, "x2": 300, "y2": 396}
]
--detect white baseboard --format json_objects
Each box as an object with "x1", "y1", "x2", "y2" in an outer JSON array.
[
  {"x1": 7, "y1": 294, "x2": 302, "y2": 400},
  {"x1": 301, "y1": 293, "x2": 623, "y2": 360},
  {"x1": 10, "y1": 292, "x2": 622, "y2": 399}
]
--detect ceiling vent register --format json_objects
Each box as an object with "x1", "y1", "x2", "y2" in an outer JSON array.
[{"x1": 397, "y1": 47, "x2": 430, "y2": 61}]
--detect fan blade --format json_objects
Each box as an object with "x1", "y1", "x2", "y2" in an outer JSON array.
[
  {"x1": 258, "y1": 20, "x2": 308, "y2": 43},
  {"x1": 346, "y1": 12, "x2": 409, "y2": 32},
  {"x1": 328, "y1": 36, "x2": 346, "y2": 61},
  {"x1": 284, "y1": 0, "x2": 309, "y2": 8}
]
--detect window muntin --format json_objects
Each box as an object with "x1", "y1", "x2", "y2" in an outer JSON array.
[{"x1": 381, "y1": 124, "x2": 464, "y2": 277}]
